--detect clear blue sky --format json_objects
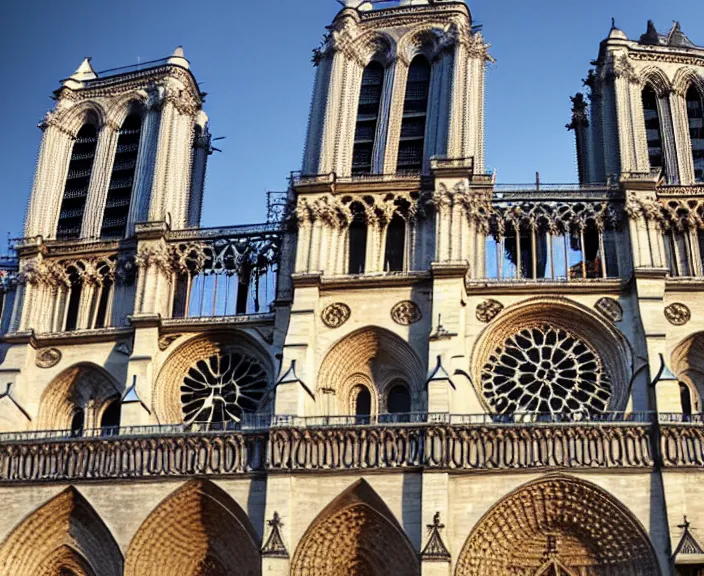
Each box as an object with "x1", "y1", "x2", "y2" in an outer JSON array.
[{"x1": 1, "y1": 0, "x2": 703, "y2": 244}]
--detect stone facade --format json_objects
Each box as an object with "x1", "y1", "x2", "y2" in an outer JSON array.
[{"x1": 2, "y1": 1, "x2": 704, "y2": 575}]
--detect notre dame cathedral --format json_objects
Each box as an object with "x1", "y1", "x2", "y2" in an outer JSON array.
[{"x1": 1, "y1": 0, "x2": 704, "y2": 574}]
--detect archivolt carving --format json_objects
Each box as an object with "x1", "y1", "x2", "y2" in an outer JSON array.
[
  {"x1": 124, "y1": 480, "x2": 260, "y2": 576},
  {"x1": 639, "y1": 65, "x2": 672, "y2": 96},
  {"x1": 317, "y1": 326, "x2": 425, "y2": 411},
  {"x1": 472, "y1": 299, "x2": 632, "y2": 413},
  {"x1": 455, "y1": 475, "x2": 660, "y2": 575},
  {"x1": 20, "y1": 254, "x2": 135, "y2": 288},
  {"x1": 672, "y1": 67, "x2": 704, "y2": 98},
  {"x1": 291, "y1": 480, "x2": 419, "y2": 576},
  {"x1": 37, "y1": 364, "x2": 122, "y2": 431},
  {"x1": 153, "y1": 332, "x2": 273, "y2": 425},
  {"x1": 0, "y1": 487, "x2": 123, "y2": 576}
]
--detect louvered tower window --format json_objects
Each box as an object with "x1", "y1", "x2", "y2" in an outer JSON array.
[
  {"x1": 56, "y1": 124, "x2": 98, "y2": 239},
  {"x1": 642, "y1": 86, "x2": 666, "y2": 179},
  {"x1": 397, "y1": 56, "x2": 431, "y2": 174},
  {"x1": 101, "y1": 114, "x2": 142, "y2": 238},
  {"x1": 686, "y1": 86, "x2": 704, "y2": 182},
  {"x1": 352, "y1": 62, "x2": 385, "y2": 175}
]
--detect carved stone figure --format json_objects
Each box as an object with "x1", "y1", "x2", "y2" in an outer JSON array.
[
  {"x1": 390, "y1": 300, "x2": 422, "y2": 326},
  {"x1": 321, "y1": 303, "x2": 351, "y2": 328},
  {"x1": 35, "y1": 348, "x2": 62, "y2": 369},
  {"x1": 476, "y1": 299, "x2": 504, "y2": 323},
  {"x1": 665, "y1": 303, "x2": 691, "y2": 326}
]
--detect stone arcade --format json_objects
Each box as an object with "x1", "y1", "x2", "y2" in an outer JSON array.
[{"x1": 1, "y1": 1, "x2": 704, "y2": 575}]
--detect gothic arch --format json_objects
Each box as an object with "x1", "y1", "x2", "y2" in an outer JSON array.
[
  {"x1": 639, "y1": 66, "x2": 672, "y2": 97},
  {"x1": 0, "y1": 487, "x2": 123, "y2": 576},
  {"x1": 37, "y1": 363, "x2": 122, "y2": 431},
  {"x1": 290, "y1": 479, "x2": 420, "y2": 576},
  {"x1": 317, "y1": 325, "x2": 425, "y2": 414},
  {"x1": 153, "y1": 331, "x2": 275, "y2": 424},
  {"x1": 673, "y1": 67, "x2": 704, "y2": 97},
  {"x1": 104, "y1": 91, "x2": 148, "y2": 129},
  {"x1": 53, "y1": 101, "x2": 107, "y2": 137},
  {"x1": 454, "y1": 475, "x2": 661, "y2": 576},
  {"x1": 471, "y1": 297, "x2": 633, "y2": 414},
  {"x1": 123, "y1": 479, "x2": 260, "y2": 576},
  {"x1": 671, "y1": 331, "x2": 704, "y2": 407},
  {"x1": 397, "y1": 24, "x2": 445, "y2": 65},
  {"x1": 351, "y1": 30, "x2": 396, "y2": 66}
]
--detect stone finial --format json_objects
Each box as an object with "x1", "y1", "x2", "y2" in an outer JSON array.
[
  {"x1": 167, "y1": 46, "x2": 190, "y2": 69},
  {"x1": 62, "y1": 57, "x2": 98, "y2": 89}
]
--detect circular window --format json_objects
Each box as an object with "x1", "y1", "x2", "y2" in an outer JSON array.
[
  {"x1": 181, "y1": 352, "x2": 268, "y2": 426},
  {"x1": 481, "y1": 324, "x2": 611, "y2": 415}
]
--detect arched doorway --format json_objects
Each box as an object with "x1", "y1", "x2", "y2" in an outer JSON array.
[
  {"x1": 454, "y1": 475, "x2": 661, "y2": 575},
  {"x1": 291, "y1": 479, "x2": 419, "y2": 576},
  {"x1": 0, "y1": 487, "x2": 123, "y2": 576},
  {"x1": 123, "y1": 479, "x2": 260, "y2": 576}
]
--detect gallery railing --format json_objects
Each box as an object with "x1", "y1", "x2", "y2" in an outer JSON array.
[
  {"x1": 166, "y1": 224, "x2": 282, "y2": 319},
  {"x1": 0, "y1": 412, "x2": 663, "y2": 483}
]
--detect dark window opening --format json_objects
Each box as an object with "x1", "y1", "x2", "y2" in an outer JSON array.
[
  {"x1": 352, "y1": 62, "x2": 385, "y2": 175},
  {"x1": 397, "y1": 57, "x2": 431, "y2": 174},
  {"x1": 100, "y1": 399, "x2": 121, "y2": 436},
  {"x1": 642, "y1": 86, "x2": 667, "y2": 179},
  {"x1": 504, "y1": 227, "x2": 548, "y2": 279},
  {"x1": 70, "y1": 408, "x2": 85, "y2": 437},
  {"x1": 65, "y1": 267, "x2": 82, "y2": 332},
  {"x1": 93, "y1": 279, "x2": 113, "y2": 329},
  {"x1": 354, "y1": 386, "x2": 372, "y2": 423},
  {"x1": 101, "y1": 114, "x2": 142, "y2": 239},
  {"x1": 680, "y1": 382, "x2": 693, "y2": 419},
  {"x1": 387, "y1": 384, "x2": 411, "y2": 414},
  {"x1": 348, "y1": 204, "x2": 368, "y2": 275},
  {"x1": 57, "y1": 124, "x2": 98, "y2": 239},
  {"x1": 384, "y1": 214, "x2": 406, "y2": 272},
  {"x1": 686, "y1": 86, "x2": 704, "y2": 183}
]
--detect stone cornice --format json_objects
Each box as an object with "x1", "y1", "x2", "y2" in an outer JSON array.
[
  {"x1": 465, "y1": 277, "x2": 631, "y2": 296},
  {"x1": 319, "y1": 271, "x2": 431, "y2": 292}
]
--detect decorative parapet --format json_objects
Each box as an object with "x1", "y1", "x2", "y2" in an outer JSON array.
[
  {"x1": 0, "y1": 422, "x2": 655, "y2": 484},
  {"x1": 661, "y1": 424, "x2": 704, "y2": 467}
]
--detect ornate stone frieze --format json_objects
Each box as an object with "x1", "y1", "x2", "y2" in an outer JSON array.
[
  {"x1": 20, "y1": 254, "x2": 135, "y2": 288},
  {"x1": 321, "y1": 303, "x2": 351, "y2": 329},
  {"x1": 0, "y1": 423, "x2": 655, "y2": 483},
  {"x1": 475, "y1": 299, "x2": 503, "y2": 323},
  {"x1": 136, "y1": 245, "x2": 173, "y2": 274},
  {"x1": 595, "y1": 297, "x2": 623, "y2": 323},
  {"x1": 35, "y1": 348, "x2": 62, "y2": 369},
  {"x1": 391, "y1": 300, "x2": 422, "y2": 325},
  {"x1": 665, "y1": 303, "x2": 691, "y2": 326}
]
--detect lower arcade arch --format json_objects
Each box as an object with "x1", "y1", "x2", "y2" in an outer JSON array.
[
  {"x1": 672, "y1": 331, "x2": 704, "y2": 412},
  {"x1": 454, "y1": 475, "x2": 661, "y2": 576},
  {"x1": 0, "y1": 487, "x2": 123, "y2": 576},
  {"x1": 291, "y1": 479, "x2": 420, "y2": 576},
  {"x1": 123, "y1": 479, "x2": 261, "y2": 576}
]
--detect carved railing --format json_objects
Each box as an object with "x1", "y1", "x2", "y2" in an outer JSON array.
[
  {"x1": 661, "y1": 423, "x2": 704, "y2": 467},
  {"x1": 166, "y1": 224, "x2": 282, "y2": 319},
  {"x1": 0, "y1": 420, "x2": 656, "y2": 483}
]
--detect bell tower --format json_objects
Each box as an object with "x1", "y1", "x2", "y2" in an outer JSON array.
[
  {"x1": 24, "y1": 48, "x2": 210, "y2": 241},
  {"x1": 302, "y1": 0, "x2": 489, "y2": 177}
]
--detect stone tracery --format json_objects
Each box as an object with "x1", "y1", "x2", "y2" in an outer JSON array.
[{"x1": 455, "y1": 475, "x2": 660, "y2": 576}]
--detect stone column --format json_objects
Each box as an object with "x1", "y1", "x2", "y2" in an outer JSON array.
[
  {"x1": 334, "y1": 60, "x2": 363, "y2": 177},
  {"x1": 670, "y1": 90, "x2": 695, "y2": 184},
  {"x1": 127, "y1": 96, "x2": 162, "y2": 234},
  {"x1": 319, "y1": 51, "x2": 347, "y2": 174},
  {"x1": 614, "y1": 74, "x2": 637, "y2": 173},
  {"x1": 294, "y1": 217, "x2": 312, "y2": 274},
  {"x1": 303, "y1": 56, "x2": 333, "y2": 175},
  {"x1": 464, "y1": 55, "x2": 486, "y2": 172},
  {"x1": 148, "y1": 99, "x2": 177, "y2": 223},
  {"x1": 373, "y1": 62, "x2": 397, "y2": 174},
  {"x1": 82, "y1": 122, "x2": 120, "y2": 238},
  {"x1": 383, "y1": 60, "x2": 410, "y2": 173},
  {"x1": 188, "y1": 121, "x2": 210, "y2": 227},
  {"x1": 657, "y1": 93, "x2": 679, "y2": 183}
]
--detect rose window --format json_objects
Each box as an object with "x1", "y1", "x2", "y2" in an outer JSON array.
[
  {"x1": 481, "y1": 325, "x2": 611, "y2": 415},
  {"x1": 181, "y1": 352, "x2": 268, "y2": 426}
]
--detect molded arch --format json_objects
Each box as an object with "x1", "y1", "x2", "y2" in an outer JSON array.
[
  {"x1": 104, "y1": 91, "x2": 148, "y2": 129},
  {"x1": 53, "y1": 100, "x2": 107, "y2": 137},
  {"x1": 0, "y1": 487, "x2": 123, "y2": 576},
  {"x1": 673, "y1": 67, "x2": 704, "y2": 97},
  {"x1": 454, "y1": 474, "x2": 661, "y2": 575},
  {"x1": 471, "y1": 297, "x2": 633, "y2": 412},
  {"x1": 397, "y1": 24, "x2": 445, "y2": 65},
  {"x1": 37, "y1": 363, "x2": 122, "y2": 430},
  {"x1": 153, "y1": 330, "x2": 275, "y2": 424},
  {"x1": 352, "y1": 30, "x2": 396, "y2": 67},
  {"x1": 291, "y1": 479, "x2": 420, "y2": 576},
  {"x1": 671, "y1": 331, "x2": 704, "y2": 406},
  {"x1": 640, "y1": 66, "x2": 672, "y2": 97},
  {"x1": 124, "y1": 479, "x2": 260, "y2": 576},
  {"x1": 317, "y1": 325, "x2": 426, "y2": 412}
]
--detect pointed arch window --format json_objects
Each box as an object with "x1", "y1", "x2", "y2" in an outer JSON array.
[
  {"x1": 348, "y1": 202, "x2": 368, "y2": 274},
  {"x1": 100, "y1": 397, "x2": 121, "y2": 436},
  {"x1": 70, "y1": 408, "x2": 85, "y2": 437},
  {"x1": 384, "y1": 213, "x2": 406, "y2": 272},
  {"x1": 642, "y1": 86, "x2": 667, "y2": 179},
  {"x1": 397, "y1": 56, "x2": 431, "y2": 174},
  {"x1": 353, "y1": 385, "x2": 372, "y2": 424},
  {"x1": 57, "y1": 124, "x2": 98, "y2": 239},
  {"x1": 101, "y1": 113, "x2": 142, "y2": 238},
  {"x1": 352, "y1": 62, "x2": 385, "y2": 175},
  {"x1": 64, "y1": 265, "x2": 83, "y2": 332},
  {"x1": 686, "y1": 86, "x2": 704, "y2": 182}
]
